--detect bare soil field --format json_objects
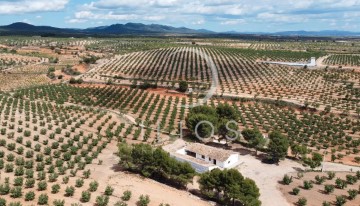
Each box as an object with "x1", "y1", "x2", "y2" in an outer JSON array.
[{"x1": 279, "y1": 172, "x2": 360, "y2": 206}]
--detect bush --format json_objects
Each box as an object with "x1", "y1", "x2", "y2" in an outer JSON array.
[
  {"x1": 52, "y1": 184, "x2": 61, "y2": 194},
  {"x1": 324, "y1": 184, "x2": 334, "y2": 194},
  {"x1": 122, "y1": 190, "x2": 132, "y2": 201},
  {"x1": 65, "y1": 186, "x2": 75, "y2": 197},
  {"x1": 282, "y1": 174, "x2": 293, "y2": 185},
  {"x1": 178, "y1": 81, "x2": 188, "y2": 92},
  {"x1": 104, "y1": 185, "x2": 114, "y2": 196},
  {"x1": 137, "y1": 195, "x2": 150, "y2": 206},
  {"x1": 346, "y1": 175, "x2": 357, "y2": 184},
  {"x1": 335, "y1": 178, "x2": 347, "y2": 189},
  {"x1": 25, "y1": 191, "x2": 35, "y2": 201},
  {"x1": 297, "y1": 197, "x2": 307, "y2": 206},
  {"x1": 75, "y1": 178, "x2": 84, "y2": 187},
  {"x1": 53, "y1": 199, "x2": 65, "y2": 206},
  {"x1": 322, "y1": 201, "x2": 330, "y2": 206},
  {"x1": 89, "y1": 181, "x2": 99, "y2": 192},
  {"x1": 114, "y1": 201, "x2": 128, "y2": 206},
  {"x1": 38, "y1": 194, "x2": 48, "y2": 205},
  {"x1": 37, "y1": 181, "x2": 47, "y2": 191},
  {"x1": 315, "y1": 175, "x2": 326, "y2": 185},
  {"x1": 10, "y1": 186, "x2": 22, "y2": 198},
  {"x1": 0, "y1": 198, "x2": 6, "y2": 206},
  {"x1": 96, "y1": 195, "x2": 110, "y2": 206},
  {"x1": 303, "y1": 181, "x2": 313, "y2": 190},
  {"x1": 335, "y1": 195, "x2": 346, "y2": 206},
  {"x1": 348, "y1": 189, "x2": 358, "y2": 200},
  {"x1": 327, "y1": 171, "x2": 336, "y2": 180},
  {"x1": 81, "y1": 191, "x2": 91, "y2": 202},
  {"x1": 292, "y1": 187, "x2": 300, "y2": 195}
]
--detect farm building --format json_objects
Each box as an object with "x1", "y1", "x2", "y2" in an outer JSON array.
[{"x1": 165, "y1": 140, "x2": 240, "y2": 173}]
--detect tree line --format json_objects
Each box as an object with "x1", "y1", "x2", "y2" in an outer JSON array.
[{"x1": 118, "y1": 143, "x2": 196, "y2": 189}]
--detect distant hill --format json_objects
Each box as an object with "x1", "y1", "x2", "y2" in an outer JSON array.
[
  {"x1": 0, "y1": 22, "x2": 213, "y2": 36},
  {"x1": 0, "y1": 22, "x2": 359, "y2": 37},
  {"x1": 272, "y1": 30, "x2": 360, "y2": 37},
  {"x1": 221, "y1": 30, "x2": 360, "y2": 37}
]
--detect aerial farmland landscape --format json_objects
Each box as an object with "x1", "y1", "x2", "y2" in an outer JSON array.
[{"x1": 0, "y1": 1, "x2": 360, "y2": 206}]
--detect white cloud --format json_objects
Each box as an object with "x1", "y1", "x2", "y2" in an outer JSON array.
[
  {"x1": 192, "y1": 19, "x2": 205, "y2": 25},
  {"x1": 0, "y1": 0, "x2": 69, "y2": 14},
  {"x1": 220, "y1": 19, "x2": 245, "y2": 25},
  {"x1": 75, "y1": 11, "x2": 138, "y2": 21},
  {"x1": 143, "y1": 16, "x2": 166, "y2": 21},
  {"x1": 65, "y1": 0, "x2": 360, "y2": 31},
  {"x1": 67, "y1": 19, "x2": 88, "y2": 24}
]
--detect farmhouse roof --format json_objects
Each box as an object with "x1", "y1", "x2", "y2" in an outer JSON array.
[{"x1": 185, "y1": 143, "x2": 237, "y2": 162}]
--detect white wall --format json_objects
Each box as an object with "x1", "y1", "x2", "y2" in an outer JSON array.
[{"x1": 171, "y1": 155, "x2": 217, "y2": 173}]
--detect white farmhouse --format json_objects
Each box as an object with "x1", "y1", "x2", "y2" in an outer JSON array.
[{"x1": 174, "y1": 143, "x2": 240, "y2": 173}]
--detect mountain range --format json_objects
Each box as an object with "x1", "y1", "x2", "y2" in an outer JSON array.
[{"x1": 0, "y1": 22, "x2": 360, "y2": 37}]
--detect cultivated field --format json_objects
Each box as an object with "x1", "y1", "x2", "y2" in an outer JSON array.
[{"x1": 0, "y1": 36, "x2": 359, "y2": 206}]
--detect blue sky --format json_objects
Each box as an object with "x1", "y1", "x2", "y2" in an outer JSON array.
[{"x1": 0, "y1": 0, "x2": 359, "y2": 32}]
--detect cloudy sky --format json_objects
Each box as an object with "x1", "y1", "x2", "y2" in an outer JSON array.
[{"x1": 0, "y1": 0, "x2": 359, "y2": 32}]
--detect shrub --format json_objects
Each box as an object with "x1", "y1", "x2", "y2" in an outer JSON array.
[
  {"x1": 335, "y1": 195, "x2": 346, "y2": 206},
  {"x1": 38, "y1": 194, "x2": 48, "y2": 205},
  {"x1": 25, "y1": 191, "x2": 35, "y2": 201},
  {"x1": 104, "y1": 186, "x2": 114, "y2": 196},
  {"x1": 81, "y1": 191, "x2": 91, "y2": 202},
  {"x1": 303, "y1": 181, "x2": 313, "y2": 190},
  {"x1": 335, "y1": 178, "x2": 347, "y2": 189},
  {"x1": 53, "y1": 199, "x2": 65, "y2": 206},
  {"x1": 63, "y1": 176, "x2": 69, "y2": 184},
  {"x1": 322, "y1": 201, "x2": 330, "y2": 206},
  {"x1": 10, "y1": 186, "x2": 22, "y2": 198},
  {"x1": 89, "y1": 181, "x2": 99, "y2": 192},
  {"x1": 13, "y1": 177, "x2": 23, "y2": 186},
  {"x1": 327, "y1": 171, "x2": 336, "y2": 180},
  {"x1": 0, "y1": 198, "x2": 6, "y2": 206},
  {"x1": 37, "y1": 181, "x2": 47, "y2": 191},
  {"x1": 292, "y1": 187, "x2": 300, "y2": 195},
  {"x1": 137, "y1": 195, "x2": 150, "y2": 206},
  {"x1": 0, "y1": 183, "x2": 10, "y2": 195},
  {"x1": 75, "y1": 178, "x2": 84, "y2": 187},
  {"x1": 65, "y1": 186, "x2": 75, "y2": 197},
  {"x1": 345, "y1": 175, "x2": 357, "y2": 184},
  {"x1": 315, "y1": 175, "x2": 326, "y2": 184},
  {"x1": 114, "y1": 201, "x2": 128, "y2": 206},
  {"x1": 52, "y1": 184, "x2": 61, "y2": 194},
  {"x1": 282, "y1": 174, "x2": 293, "y2": 185},
  {"x1": 324, "y1": 184, "x2": 334, "y2": 194},
  {"x1": 347, "y1": 189, "x2": 358, "y2": 200},
  {"x1": 297, "y1": 197, "x2": 307, "y2": 206},
  {"x1": 122, "y1": 190, "x2": 132, "y2": 201},
  {"x1": 25, "y1": 178, "x2": 35, "y2": 188},
  {"x1": 96, "y1": 195, "x2": 110, "y2": 206}
]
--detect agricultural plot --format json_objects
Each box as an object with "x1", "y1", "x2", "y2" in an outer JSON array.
[
  {"x1": 0, "y1": 53, "x2": 44, "y2": 70},
  {"x1": 83, "y1": 46, "x2": 359, "y2": 115},
  {"x1": 249, "y1": 41, "x2": 360, "y2": 53},
  {"x1": 324, "y1": 54, "x2": 360, "y2": 67},
  {"x1": 0, "y1": 94, "x2": 146, "y2": 205},
  {"x1": 13, "y1": 84, "x2": 186, "y2": 142},
  {"x1": 279, "y1": 172, "x2": 360, "y2": 206},
  {"x1": 227, "y1": 100, "x2": 360, "y2": 165},
  {"x1": 12, "y1": 84, "x2": 360, "y2": 165},
  {"x1": 0, "y1": 37, "x2": 101, "y2": 49}
]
